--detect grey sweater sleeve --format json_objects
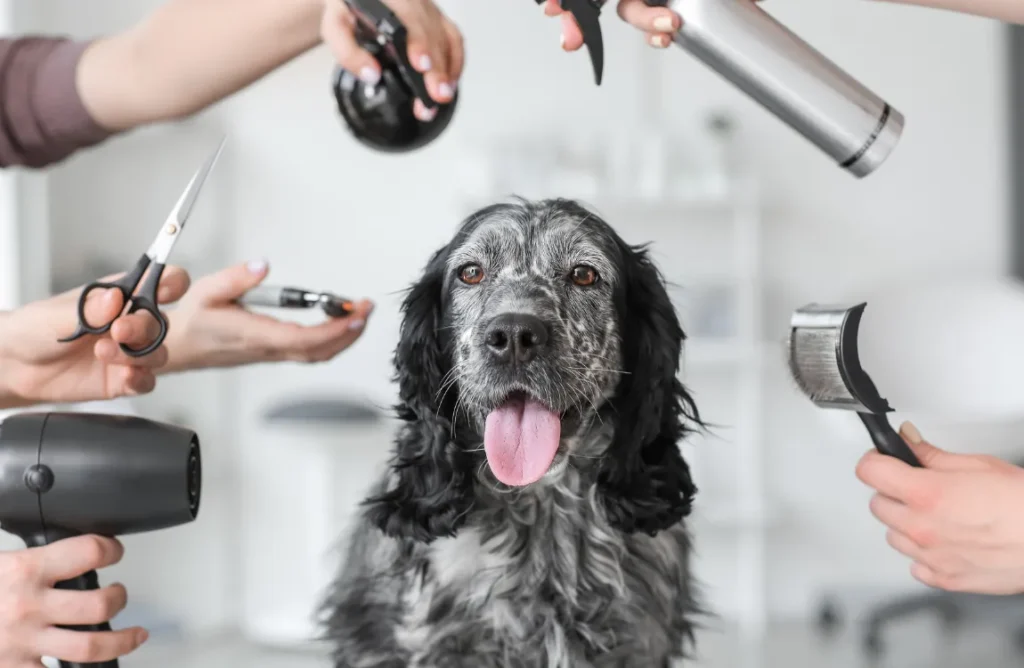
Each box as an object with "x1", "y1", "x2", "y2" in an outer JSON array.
[{"x1": 0, "y1": 37, "x2": 115, "y2": 168}]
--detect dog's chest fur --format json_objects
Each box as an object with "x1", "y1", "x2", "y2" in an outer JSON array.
[{"x1": 334, "y1": 469, "x2": 695, "y2": 668}]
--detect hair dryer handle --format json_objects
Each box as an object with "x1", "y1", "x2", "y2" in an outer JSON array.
[{"x1": 54, "y1": 569, "x2": 118, "y2": 668}]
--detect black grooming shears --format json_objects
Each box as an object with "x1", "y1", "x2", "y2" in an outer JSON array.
[{"x1": 58, "y1": 139, "x2": 226, "y2": 358}]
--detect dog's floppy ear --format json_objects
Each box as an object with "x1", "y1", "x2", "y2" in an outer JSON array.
[
  {"x1": 363, "y1": 245, "x2": 474, "y2": 543},
  {"x1": 599, "y1": 242, "x2": 701, "y2": 536}
]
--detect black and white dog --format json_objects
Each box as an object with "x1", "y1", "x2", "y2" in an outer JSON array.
[{"x1": 320, "y1": 197, "x2": 704, "y2": 667}]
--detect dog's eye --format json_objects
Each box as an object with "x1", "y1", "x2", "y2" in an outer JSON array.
[
  {"x1": 459, "y1": 264, "x2": 485, "y2": 285},
  {"x1": 570, "y1": 265, "x2": 598, "y2": 287}
]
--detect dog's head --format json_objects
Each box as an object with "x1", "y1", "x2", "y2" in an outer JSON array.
[{"x1": 366, "y1": 198, "x2": 701, "y2": 542}]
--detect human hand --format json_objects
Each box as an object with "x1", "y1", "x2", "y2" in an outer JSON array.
[
  {"x1": 856, "y1": 422, "x2": 1024, "y2": 594},
  {"x1": 161, "y1": 260, "x2": 374, "y2": 373},
  {"x1": 0, "y1": 268, "x2": 191, "y2": 408},
  {"x1": 544, "y1": 0, "x2": 762, "y2": 50},
  {"x1": 544, "y1": 0, "x2": 680, "y2": 50},
  {"x1": 320, "y1": 0, "x2": 465, "y2": 121},
  {"x1": 0, "y1": 535, "x2": 147, "y2": 666}
]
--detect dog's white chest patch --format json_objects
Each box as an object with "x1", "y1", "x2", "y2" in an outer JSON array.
[{"x1": 429, "y1": 528, "x2": 516, "y2": 596}]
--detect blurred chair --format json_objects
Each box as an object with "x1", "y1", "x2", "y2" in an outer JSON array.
[{"x1": 815, "y1": 578, "x2": 1024, "y2": 658}]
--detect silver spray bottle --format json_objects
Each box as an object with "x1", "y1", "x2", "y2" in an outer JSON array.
[
  {"x1": 649, "y1": 0, "x2": 904, "y2": 177},
  {"x1": 542, "y1": 0, "x2": 904, "y2": 178}
]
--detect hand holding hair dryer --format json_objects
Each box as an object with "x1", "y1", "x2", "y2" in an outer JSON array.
[{"x1": 0, "y1": 412, "x2": 202, "y2": 668}]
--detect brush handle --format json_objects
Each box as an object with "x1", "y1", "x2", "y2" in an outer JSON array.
[{"x1": 858, "y1": 413, "x2": 922, "y2": 467}]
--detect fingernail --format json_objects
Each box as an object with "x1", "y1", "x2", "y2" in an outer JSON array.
[
  {"x1": 366, "y1": 301, "x2": 375, "y2": 315},
  {"x1": 649, "y1": 34, "x2": 669, "y2": 48},
  {"x1": 418, "y1": 55, "x2": 432, "y2": 71},
  {"x1": 438, "y1": 82, "x2": 454, "y2": 99},
  {"x1": 560, "y1": 33, "x2": 567, "y2": 50},
  {"x1": 416, "y1": 104, "x2": 438, "y2": 122},
  {"x1": 900, "y1": 421, "x2": 923, "y2": 445},
  {"x1": 359, "y1": 66, "x2": 380, "y2": 85},
  {"x1": 137, "y1": 629, "x2": 149, "y2": 645},
  {"x1": 348, "y1": 319, "x2": 365, "y2": 331},
  {"x1": 653, "y1": 16, "x2": 675, "y2": 32},
  {"x1": 247, "y1": 259, "x2": 268, "y2": 274}
]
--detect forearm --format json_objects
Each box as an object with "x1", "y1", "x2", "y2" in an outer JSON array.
[
  {"x1": 0, "y1": 312, "x2": 30, "y2": 409},
  {"x1": 872, "y1": 0, "x2": 1024, "y2": 23},
  {"x1": 78, "y1": 0, "x2": 326, "y2": 131}
]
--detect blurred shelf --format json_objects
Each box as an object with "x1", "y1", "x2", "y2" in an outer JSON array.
[
  {"x1": 684, "y1": 339, "x2": 776, "y2": 370},
  {"x1": 458, "y1": 188, "x2": 736, "y2": 219},
  {"x1": 582, "y1": 192, "x2": 736, "y2": 220},
  {"x1": 691, "y1": 501, "x2": 784, "y2": 532}
]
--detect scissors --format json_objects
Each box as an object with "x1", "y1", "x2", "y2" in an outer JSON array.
[{"x1": 58, "y1": 138, "x2": 226, "y2": 357}]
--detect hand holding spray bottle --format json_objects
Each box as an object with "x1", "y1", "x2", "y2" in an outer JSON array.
[{"x1": 544, "y1": 0, "x2": 904, "y2": 177}]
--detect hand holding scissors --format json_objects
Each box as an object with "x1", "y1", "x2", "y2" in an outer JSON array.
[{"x1": 58, "y1": 139, "x2": 226, "y2": 358}]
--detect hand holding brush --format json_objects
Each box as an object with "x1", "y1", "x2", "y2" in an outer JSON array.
[{"x1": 788, "y1": 302, "x2": 921, "y2": 467}]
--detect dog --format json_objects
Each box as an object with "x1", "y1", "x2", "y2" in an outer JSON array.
[{"x1": 320, "y1": 197, "x2": 704, "y2": 667}]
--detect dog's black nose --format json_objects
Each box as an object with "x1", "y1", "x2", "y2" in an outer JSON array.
[{"x1": 484, "y1": 313, "x2": 549, "y2": 364}]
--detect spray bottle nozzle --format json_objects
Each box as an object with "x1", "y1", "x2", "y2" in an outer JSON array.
[{"x1": 536, "y1": 0, "x2": 606, "y2": 85}]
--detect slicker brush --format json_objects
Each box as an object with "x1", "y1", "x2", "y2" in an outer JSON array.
[{"x1": 788, "y1": 302, "x2": 921, "y2": 467}]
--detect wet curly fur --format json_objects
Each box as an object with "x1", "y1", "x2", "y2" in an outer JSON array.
[{"x1": 319, "y1": 198, "x2": 704, "y2": 667}]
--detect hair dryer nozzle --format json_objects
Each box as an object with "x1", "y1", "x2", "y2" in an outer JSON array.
[{"x1": 0, "y1": 412, "x2": 201, "y2": 543}]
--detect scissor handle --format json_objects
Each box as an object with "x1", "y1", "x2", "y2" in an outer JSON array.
[
  {"x1": 56, "y1": 254, "x2": 152, "y2": 342},
  {"x1": 118, "y1": 261, "x2": 169, "y2": 358}
]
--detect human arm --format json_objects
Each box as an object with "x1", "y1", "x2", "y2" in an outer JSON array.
[
  {"x1": 0, "y1": 0, "x2": 465, "y2": 168},
  {"x1": 871, "y1": 0, "x2": 1024, "y2": 23},
  {"x1": 159, "y1": 260, "x2": 374, "y2": 374},
  {"x1": 0, "y1": 0, "x2": 323, "y2": 169},
  {"x1": 856, "y1": 421, "x2": 1024, "y2": 594},
  {"x1": 0, "y1": 535, "x2": 147, "y2": 665},
  {"x1": 77, "y1": 0, "x2": 326, "y2": 132}
]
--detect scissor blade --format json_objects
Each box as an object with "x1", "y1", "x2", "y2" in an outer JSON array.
[{"x1": 171, "y1": 136, "x2": 227, "y2": 229}]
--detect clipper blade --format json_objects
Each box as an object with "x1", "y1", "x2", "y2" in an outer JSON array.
[{"x1": 787, "y1": 302, "x2": 891, "y2": 414}]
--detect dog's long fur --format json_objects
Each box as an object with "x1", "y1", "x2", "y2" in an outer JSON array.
[{"x1": 320, "y1": 198, "x2": 704, "y2": 667}]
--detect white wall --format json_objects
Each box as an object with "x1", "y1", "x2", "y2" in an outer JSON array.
[{"x1": 29, "y1": 0, "x2": 1011, "y2": 632}]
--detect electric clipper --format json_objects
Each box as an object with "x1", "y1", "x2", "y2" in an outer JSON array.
[{"x1": 332, "y1": 0, "x2": 458, "y2": 152}]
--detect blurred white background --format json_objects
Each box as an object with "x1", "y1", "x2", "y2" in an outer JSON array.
[{"x1": 2, "y1": 0, "x2": 1023, "y2": 666}]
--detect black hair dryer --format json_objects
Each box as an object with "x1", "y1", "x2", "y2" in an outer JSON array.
[
  {"x1": 0, "y1": 412, "x2": 202, "y2": 668},
  {"x1": 331, "y1": 0, "x2": 458, "y2": 152}
]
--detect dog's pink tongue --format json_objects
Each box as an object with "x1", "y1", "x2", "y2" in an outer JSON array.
[{"x1": 484, "y1": 397, "x2": 561, "y2": 486}]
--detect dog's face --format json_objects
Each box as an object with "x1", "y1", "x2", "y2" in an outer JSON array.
[
  {"x1": 368, "y1": 198, "x2": 701, "y2": 542},
  {"x1": 443, "y1": 207, "x2": 623, "y2": 486}
]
